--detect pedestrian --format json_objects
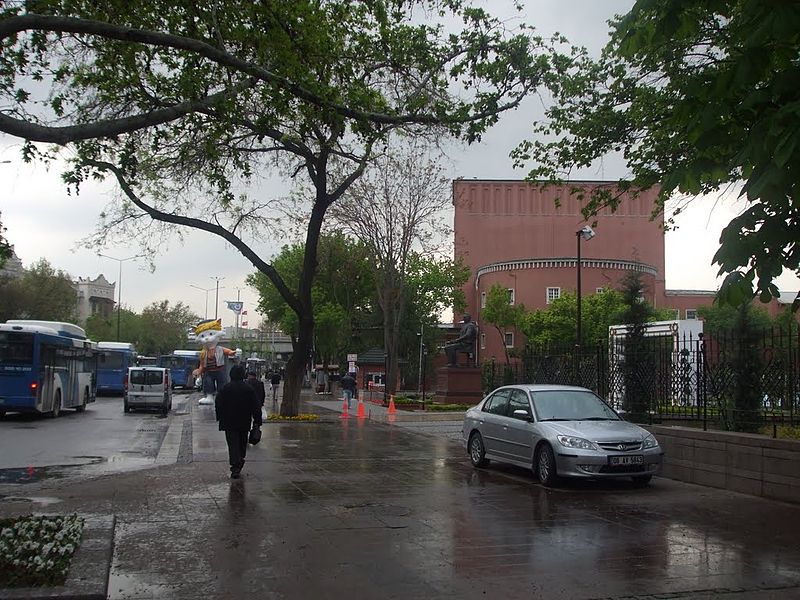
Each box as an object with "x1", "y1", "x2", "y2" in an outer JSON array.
[
  {"x1": 270, "y1": 371, "x2": 281, "y2": 406},
  {"x1": 246, "y1": 370, "x2": 266, "y2": 408},
  {"x1": 215, "y1": 365, "x2": 262, "y2": 479},
  {"x1": 340, "y1": 371, "x2": 356, "y2": 409}
]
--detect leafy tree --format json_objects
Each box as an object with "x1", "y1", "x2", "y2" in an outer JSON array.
[
  {"x1": 0, "y1": 259, "x2": 77, "y2": 323},
  {"x1": 697, "y1": 302, "x2": 772, "y2": 334},
  {"x1": 137, "y1": 300, "x2": 198, "y2": 355},
  {"x1": 248, "y1": 234, "x2": 376, "y2": 368},
  {"x1": 0, "y1": 1, "x2": 568, "y2": 414},
  {"x1": 84, "y1": 307, "x2": 139, "y2": 343},
  {"x1": 0, "y1": 212, "x2": 11, "y2": 269},
  {"x1": 722, "y1": 303, "x2": 765, "y2": 433},
  {"x1": 514, "y1": 0, "x2": 800, "y2": 310},
  {"x1": 617, "y1": 272, "x2": 656, "y2": 423},
  {"x1": 327, "y1": 137, "x2": 453, "y2": 393},
  {"x1": 481, "y1": 283, "x2": 524, "y2": 364}
]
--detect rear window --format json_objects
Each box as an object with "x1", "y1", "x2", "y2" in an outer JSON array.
[
  {"x1": 99, "y1": 351, "x2": 126, "y2": 369},
  {"x1": 130, "y1": 369, "x2": 165, "y2": 385},
  {"x1": 0, "y1": 332, "x2": 34, "y2": 363}
]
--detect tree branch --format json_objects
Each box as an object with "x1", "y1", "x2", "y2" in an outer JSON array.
[{"x1": 83, "y1": 159, "x2": 302, "y2": 314}]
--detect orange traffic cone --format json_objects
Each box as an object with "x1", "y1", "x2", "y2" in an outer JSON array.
[
  {"x1": 387, "y1": 395, "x2": 396, "y2": 415},
  {"x1": 340, "y1": 397, "x2": 350, "y2": 419},
  {"x1": 357, "y1": 398, "x2": 366, "y2": 418}
]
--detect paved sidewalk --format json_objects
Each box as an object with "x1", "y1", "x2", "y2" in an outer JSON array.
[{"x1": 2, "y1": 393, "x2": 800, "y2": 599}]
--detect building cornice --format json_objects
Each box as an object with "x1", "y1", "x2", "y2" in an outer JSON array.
[{"x1": 475, "y1": 258, "x2": 658, "y2": 289}]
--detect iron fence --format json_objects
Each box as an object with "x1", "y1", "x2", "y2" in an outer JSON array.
[{"x1": 482, "y1": 327, "x2": 800, "y2": 434}]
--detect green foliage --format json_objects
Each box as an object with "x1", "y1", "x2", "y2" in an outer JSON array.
[
  {"x1": 0, "y1": 259, "x2": 77, "y2": 323},
  {"x1": 516, "y1": 0, "x2": 800, "y2": 308},
  {"x1": 0, "y1": 212, "x2": 11, "y2": 269},
  {"x1": 618, "y1": 272, "x2": 653, "y2": 422},
  {"x1": 248, "y1": 233, "x2": 376, "y2": 361},
  {"x1": 697, "y1": 302, "x2": 772, "y2": 334},
  {"x1": 481, "y1": 283, "x2": 524, "y2": 364},
  {"x1": 84, "y1": 300, "x2": 197, "y2": 352},
  {"x1": 721, "y1": 303, "x2": 766, "y2": 433}
]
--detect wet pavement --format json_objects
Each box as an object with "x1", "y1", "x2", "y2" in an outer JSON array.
[{"x1": 2, "y1": 393, "x2": 800, "y2": 599}]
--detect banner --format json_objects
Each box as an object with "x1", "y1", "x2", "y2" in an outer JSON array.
[{"x1": 226, "y1": 301, "x2": 244, "y2": 314}]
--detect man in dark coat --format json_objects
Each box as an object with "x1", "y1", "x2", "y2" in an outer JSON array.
[
  {"x1": 340, "y1": 371, "x2": 357, "y2": 409},
  {"x1": 215, "y1": 365, "x2": 262, "y2": 479},
  {"x1": 246, "y1": 370, "x2": 266, "y2": 408}
]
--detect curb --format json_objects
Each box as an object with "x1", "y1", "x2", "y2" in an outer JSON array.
[{"x1": 0, "y1": 514, "x2": 115, "y2": 600}]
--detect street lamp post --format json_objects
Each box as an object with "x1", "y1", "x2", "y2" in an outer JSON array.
[
  {"x1": 188, "y1": 284, "x2": 219, "y2": 320},
  {"x1": 575, "y1": 225, "x2": 596, "y2": 350},
  {"x1": 98, "y1": 253, "x2": 140, "y2": 342},
  {"x1": 417, "y1": 323, "x2": 424, "y2": 394},
  {"x1": 211, "y1": 276, "x2": 224, "y2": 319}
]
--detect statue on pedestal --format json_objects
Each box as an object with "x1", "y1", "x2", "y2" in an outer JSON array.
[{"x1": 444, "y1": 313, "x2": 478, "y2": 367}]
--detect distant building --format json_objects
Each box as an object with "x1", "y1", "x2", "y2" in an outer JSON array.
[
  {"x1": 0, "y1": 245, "x2": 23, "y2": 279},
  {"x1": 454, "y1": 179, "x2": 797, "y2": 363},
  {"x1": 74, "y1": 274, "x2": 115, "y2": 325}
]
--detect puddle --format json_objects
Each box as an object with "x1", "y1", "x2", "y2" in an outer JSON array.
[{"x1": 0, "y1": 495, "x2": 63, "y2": 506}]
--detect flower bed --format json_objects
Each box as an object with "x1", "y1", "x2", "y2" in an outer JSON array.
[
  {"x1": 267, "y1": 413, "x2": 320, "y2": 422},
  {"x1": 425, "y1": 403, "x2": 471, "y2": 412},
  {"x1": 0, "y1": 514, "x2": 83, "y2": 588}
]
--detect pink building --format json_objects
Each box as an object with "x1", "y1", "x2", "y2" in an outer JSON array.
[{"x1": 453, "y1": 179, "x2": 791, "y2": 364}]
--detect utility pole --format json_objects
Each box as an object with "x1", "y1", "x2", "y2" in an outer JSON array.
[{"x1": 211, "y1": 276, "x2": 224, "y2": 319}]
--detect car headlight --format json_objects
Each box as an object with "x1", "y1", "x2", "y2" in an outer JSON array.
[
  {"x1": 642, "y1": 434, "x2": 659, "y2": 449},
  {"x1": 557, "y1": 435, "x2": 598, "y2": 451}
]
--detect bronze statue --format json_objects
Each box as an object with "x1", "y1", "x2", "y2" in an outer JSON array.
[{"x1": 445, "y1": 313, "x2": 478, "y2": 367}]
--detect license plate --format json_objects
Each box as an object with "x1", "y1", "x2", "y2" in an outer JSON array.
[{"x1": 609, "y1": 455, "x2": 644, "y2": 466}]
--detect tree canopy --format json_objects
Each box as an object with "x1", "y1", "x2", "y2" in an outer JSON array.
[
  {"x1": 0, "y1": 0, "x2": 576, "y2": 414},
  {"x1": 514, "y1": 0, "x2": 800, "y2": 310},
  {"x1": 0, "y1": 258, "x2": 77, "y2": 322}
]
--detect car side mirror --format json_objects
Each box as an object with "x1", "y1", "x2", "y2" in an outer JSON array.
[{"x1": 512, "y1": 409, "x2": 532, "y2": 422}]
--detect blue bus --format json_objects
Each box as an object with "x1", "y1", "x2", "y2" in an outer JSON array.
[
  {"x1": 96, "y1": 342, "x2": 137, "y2": 395},
  {"x1": 158, "y1": 350, "x2": 200, "y2": 389},
  {"x1": 0, "y1": 320, "x2": 97, "y2": 418}
]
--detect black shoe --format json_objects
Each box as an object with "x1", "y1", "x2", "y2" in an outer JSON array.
[{"x1": 230, "y1": 470, "x2": 241, "y2": 479}]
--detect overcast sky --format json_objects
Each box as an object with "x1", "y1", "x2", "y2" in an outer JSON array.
[{"x1": 1, "y1": 1, "x2": 798, "y2": 326}]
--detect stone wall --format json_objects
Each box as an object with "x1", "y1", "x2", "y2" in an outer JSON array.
[{"x1": 650, "y1": 425, "x2": 800, "y2": 504}]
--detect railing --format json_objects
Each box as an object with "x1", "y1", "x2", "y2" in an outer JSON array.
[{"x1": 482, "y1": 327, "x2": 800, "y2": 434}]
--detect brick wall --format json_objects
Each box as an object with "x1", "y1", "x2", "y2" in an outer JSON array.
[{"x1": 650, "y1": 425, "x2": 800, "y2": 504}]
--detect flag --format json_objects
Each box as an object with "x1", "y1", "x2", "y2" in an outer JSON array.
[
  {"x1": 242, "y1": 310, "x2": 248, "y2": 316},
  {"x1": 242, "y1": 321, "x2": 248, "y2": 327}
]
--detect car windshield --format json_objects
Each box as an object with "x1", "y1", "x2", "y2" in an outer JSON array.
[{"x1": 531, "y1": 390, "x2": 619, "y2": 422}]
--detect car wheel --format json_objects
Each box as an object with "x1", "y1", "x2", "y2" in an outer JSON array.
[
  {"x1": 468, "y1": 432, "x2": 489, "y2": 468},
  {"x1": 50, "y1": 391, "x2": 62, "y2": 418},
  {"x1": 632, "y1": 475, "x2": 652, "y2": 486},
  {"x1": 536, "y1": 444, "x2": 558, "y2": 487},
  {"x1": 75, "y1": 389, "x2": 88, "y2": 412},
  {"x1": 124, "y1": 400, "x2": 130, "y2": 413}
]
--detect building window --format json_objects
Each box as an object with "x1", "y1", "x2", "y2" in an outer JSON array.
[
  {"x1": 507, "y1": 288, "x2": 515, "y2": 305},
  {"x1": 596, "y1": 287, "x2": 605, "y2": 294},
  {"x1": 480, "y1": 333, "x2": 486, "y2": 350},
  {"x1": 480, "y1": 291, "x2": 486, "y2": 308},
  {"x1": 546, "y1": 287, "x2": 561, "y2": 304},
  {"x1": 504, "y1": 332, "x2": 514, "y2": 348},
  {"x1": 685, "y1": 309, "x2": 697, "y2": 320}
]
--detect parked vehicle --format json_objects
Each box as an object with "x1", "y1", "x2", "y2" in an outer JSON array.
[
  {"x1": 136, "y1": 355, "x2": 158, "y2": 366},
  {"x1": 96, "y1": 342, "x2": 137, "y2": 395},
  {"x1": 124, "y1": 366, "x2": 172, "y2": 415},
  {"x1": 462, "y1": 384, "x2": 663, "y2": 486},
  {"x1": 157, "y1": 350, "x2": 200, "y2": 389},
  {"x1": 0, "y1": 320, "x2": 97, "y2": 418}
]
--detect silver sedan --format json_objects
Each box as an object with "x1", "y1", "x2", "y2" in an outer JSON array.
[{"x1": 462, "y1": 384, "x2": 663, "y2": 486}]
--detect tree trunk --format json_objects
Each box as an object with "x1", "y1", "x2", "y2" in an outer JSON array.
[{"x1": 282, "y1": 315, "x2": 314, "y2": 416}]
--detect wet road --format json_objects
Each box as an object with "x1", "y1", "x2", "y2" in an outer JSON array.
[
  {"x1": 0, "y1": 391, "x2": 193, "y2": 484},
  {"x1": 2, "y1": 396, "x2": 800, "y2": 599}
]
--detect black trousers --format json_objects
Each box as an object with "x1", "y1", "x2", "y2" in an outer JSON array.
[{"x1": 224, "y1": 430, "x2": 248, "y2": 471}]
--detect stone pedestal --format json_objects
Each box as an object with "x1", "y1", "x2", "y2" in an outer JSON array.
[{"x1": 434, "y1": 366, "x2": 483, "y2": 406}]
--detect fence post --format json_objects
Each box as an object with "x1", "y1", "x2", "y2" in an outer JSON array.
[{"x1": 698, "y1": 332, "x2": 707, "y2": 431}]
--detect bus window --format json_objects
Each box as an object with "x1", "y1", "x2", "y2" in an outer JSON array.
[
  {"x1": 99, "y1": 351, "x2": 125, "y2": 369},
  {"x1": 0, "y1": 332, "x2": 34, "y2": 363}
]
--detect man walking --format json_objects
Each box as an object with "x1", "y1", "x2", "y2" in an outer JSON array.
[
  {"x1": 270, "y1": 371, "x2": 281, "y2": 407},
  {"x1": 246, "y1": 370, "x2": 266, "y2": 409},
  {"x1": 340, "y1": 370, "x2": 357, "y2": 409},
  {"x1": 215, "y1": 365, "x2": 262, "y2": 479}
]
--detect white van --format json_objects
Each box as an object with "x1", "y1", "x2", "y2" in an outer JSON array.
[{"x1": 124, "y1": 367, "x2": 172, "y2": 415}]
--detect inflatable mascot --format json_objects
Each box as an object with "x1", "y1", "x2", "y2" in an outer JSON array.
[{"x1": 192, "y1": 318, "x2": 238, "y2": 405}]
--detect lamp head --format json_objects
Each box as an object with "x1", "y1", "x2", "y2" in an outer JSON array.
[{"x1": 578, "y1": 225, "x2": 596, "y2": 241}]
